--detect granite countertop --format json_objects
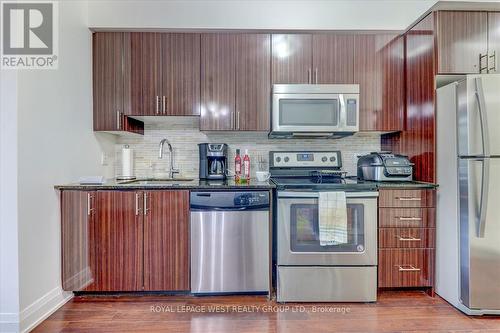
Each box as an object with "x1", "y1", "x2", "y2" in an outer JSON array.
[
  {"x1": 55, "y1": 177, "x2": 436, "y2": 191},
  {"x1": 54, "y1": 178, "x2": 276, "y2": 190},
  {"x1": 362, "y1": 180, "x2": 438, "y2": 189}
]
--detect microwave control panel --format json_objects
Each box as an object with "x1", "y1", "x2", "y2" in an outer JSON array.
[{"x1": 270, "y1": 151, "x2": 341, "y2": 168}]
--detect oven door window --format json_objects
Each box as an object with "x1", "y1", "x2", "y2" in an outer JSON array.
[
  {"x1": 279, "y1": 99, "x2": 339, "y2": 126},
  {"x1": 290, "y1": 203, "x2": 365, "y2": 252}
]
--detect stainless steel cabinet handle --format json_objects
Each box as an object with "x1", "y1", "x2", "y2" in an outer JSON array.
[
  {"x1": 87, "y1": 193, "x2": 94, "y2": 216},
  {"x1": 397, "y1": 197, "x2": 421, "y2": 201},
  {"x1": 116, "y1": 111, "x2": 121, "y2": 130},
  {"x1": 307, "y1": 68, "x2": 311, "y2": 84},
  {"x1": 155, "y1": 96, "x2": 159, "y2": 114},
  {"x1": 398, "y1": 265, "x2": 421, "y2": 272},
  {"x1": 143, "y1": 192, "x2": 149, "y2": 216},
  {"x1": 162, "y1": 96, "x2": 166, "y2": 114},
  {"x1": 314, "y1": 67, "x2": 318, "y2": 84},
  {"x1": 135, "y1": 192, "x2": 140, "y2": 216},
  {"x1": 397, "y1": 236, "x2": 422, "y2": 241},
  {"x1": 398, "y1": 217, "x2": 422, "y2": 221},
  {"x1": 489, "y1": 51, "x2": 497, "y2": 73},
  {"x1": 236, "y1": 111, "x2": 240, "y2": 130},
  {"x1": 479, "y1": 53, "x2": 488, "y2": 73}
]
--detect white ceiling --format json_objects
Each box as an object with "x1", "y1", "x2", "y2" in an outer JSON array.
[{"x1": 87, "y1": 0, "x2": 500, "y2": 31}]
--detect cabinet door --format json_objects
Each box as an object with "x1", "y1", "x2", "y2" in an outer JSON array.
[
  {"x1": 436, "y1": 11, "x2": 488, "y2": 74},
  {"x1": 271, "y1": 34, "x2": 312, "y2": 84},
  {"x1": 143, "y1": 190, "x2": 190, "y2": 291},
  {"x1": 312, "y1": 34, "x2": 354, "y2": 84},
  {"x1": 235, "y1": 34, "x2": 271, "y2": 131},
  {"x1": 61, "y1": 191, "x2": 97, "y2": 291},
  {"x1": 354, "y1": 34, "x2": 404, "y2": 131},
  {"x1": 128, "y1": 32, "x2": 162, "y2": 115},
  {"x1": 488, "y1": 12, "x2": 500, "y2": 74},
  {"x1": 94, "y1": 191, "x2": 143, "y2": 291},
  {"x1": 162, "y1": 33, "x2": 201, "y2": 116},
  {"x1": 200, "y1": 33, "x2": 236, "y2": 130},
  {"x1": 92, "y1": 32, "x2": 124, "y2": 131}
]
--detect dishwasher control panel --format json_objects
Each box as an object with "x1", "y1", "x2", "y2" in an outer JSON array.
[{"x1": 190, "y1": 191, "x2": 270, "y2": 210}]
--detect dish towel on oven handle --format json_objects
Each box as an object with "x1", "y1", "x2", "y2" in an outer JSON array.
[{"x1": 318, "y1": 191, "x2": 348, "y2": 246}]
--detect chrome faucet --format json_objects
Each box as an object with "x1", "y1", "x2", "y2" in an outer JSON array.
[{"x1": 159, "y1": 138, "x2": 180, "y2": 179}]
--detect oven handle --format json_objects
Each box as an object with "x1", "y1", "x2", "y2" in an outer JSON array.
[{"x1": 278, "y1": 191, "x2": 379, "y2": 198}]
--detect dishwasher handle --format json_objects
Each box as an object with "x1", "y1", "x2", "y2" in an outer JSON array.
[{"x1": 190, "y1": 204, "x2": 270, "y2": 212}]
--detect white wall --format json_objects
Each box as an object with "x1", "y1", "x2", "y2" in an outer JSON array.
[
  {"x1": 14, "y1": 1, "x2": 115, "y2": 331},
  {"x1": 88, "y1": 0, "x2": 436, "y2": 31},
  {"x1": 0, "y1": 70, "x2": 20, "y2": 333}
]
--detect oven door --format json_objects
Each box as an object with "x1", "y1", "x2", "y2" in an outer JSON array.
[
  {"x1": 272, "y1": 93, "x2": 359, "y2": 133},
  {"x1": 277, "y1": 191, "x2": 378, "y2": 266}
]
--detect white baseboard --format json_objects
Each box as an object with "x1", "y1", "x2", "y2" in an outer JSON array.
[
  {"x1": 0, "y1": 312, "x2": 20, "y2": 333},
  {"x1": 19, "y1": 286, "x2": 73, "y2": 333}
]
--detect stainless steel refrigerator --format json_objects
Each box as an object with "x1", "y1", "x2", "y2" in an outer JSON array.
[{"x1": 436, "y1": 74, "x2": 500, "y2": 315}]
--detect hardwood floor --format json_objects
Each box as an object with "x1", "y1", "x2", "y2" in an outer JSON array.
[{"x1": 33, "y1": 291, "x2": 500, "y2": 332}]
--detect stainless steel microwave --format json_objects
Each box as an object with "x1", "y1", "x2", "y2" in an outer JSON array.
[{"x1": 270, "y1": 84, "x2": 359, "y2": 138}]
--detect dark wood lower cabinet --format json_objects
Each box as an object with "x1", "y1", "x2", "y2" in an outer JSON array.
[
  {"x1": 379, "y1": 228, "x2": 435, "y2": 249},
  {"x1": 61, "y1": 191, "x2": 97, "y2": 292},
  {"x1": 94, "y1": 191, "x2": 144, "y2": 291},
  {"x1": 61, "y1": 189, "x2": 190, "y2": 292},
  {"x1": 378, "y1": 188, "x2": 436, "y2": 292},
  {"x1": 143, "y1": 190, "x2": 190, "y2": 291},
  {"x1": 378, "y1": 248, "x2": 435, "y2": 288}
]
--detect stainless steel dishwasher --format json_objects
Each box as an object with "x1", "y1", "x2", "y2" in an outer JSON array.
[{"x1": 190, "y1": 191, "x2": 270, "y2": 294}]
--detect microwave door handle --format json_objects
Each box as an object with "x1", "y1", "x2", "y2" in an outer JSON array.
[{"x1": 339, "y1": 94, "x2": 346, "y2": 128}]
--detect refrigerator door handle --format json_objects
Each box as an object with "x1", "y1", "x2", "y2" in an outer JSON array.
[
  {"x1": 474, "y1": 78, "x2": 491, "y2": 157},
  {"x1": 476, "y1": 158, "x2": 490, "y2": 238}
]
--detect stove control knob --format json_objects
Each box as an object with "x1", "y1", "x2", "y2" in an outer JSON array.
[
  {"x1": 330, "y1": 156, "x2": 336, "y2": 162},
  {"x1": 276, "y1": 157, "x2": 281, "y2": 163},
  {"x1": 284, "y1": 157, "x2": 290, "y2": 163},
  {"x1": 321, "y1": 156, "x2": 328, "y2": 162}
]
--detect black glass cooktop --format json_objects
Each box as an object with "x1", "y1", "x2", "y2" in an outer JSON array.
[{"x1": 271, "y1": 176, "x2": 377, "y2": 191}]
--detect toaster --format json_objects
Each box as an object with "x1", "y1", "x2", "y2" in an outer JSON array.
[{"x1": 357, "y1": 152, "x2": 413, "y2": 181}]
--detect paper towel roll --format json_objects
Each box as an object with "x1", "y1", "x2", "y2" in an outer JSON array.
[{"x1": 121, "y1": 145, "x2": 134, "y2": 178}]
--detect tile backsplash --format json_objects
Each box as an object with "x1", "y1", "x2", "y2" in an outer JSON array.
[{"x1": 115, "y1": 117, "x2": 381, "y2": 179}]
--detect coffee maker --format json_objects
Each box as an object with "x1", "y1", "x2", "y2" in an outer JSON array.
[{"x1": 198, "y1": 143, "x2": 228, "y2": 180}]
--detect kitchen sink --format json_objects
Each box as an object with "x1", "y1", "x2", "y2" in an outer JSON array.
[{"x1": 120, "y1": 178, "x2": 194, "y2": 185}]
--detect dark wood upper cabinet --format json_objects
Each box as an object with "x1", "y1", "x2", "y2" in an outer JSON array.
[
  {"x1": 235, "y1": 34, "x2": 271, "y2": 131},
  {"x1": 354, "y1": 34, "x2": 404, "y2": 131},
  {"x1": 97, "y1": 32, "x2": 200, "y2": 118},
  {"x1": 201, "y1": 33, "x2": 236, "y2": 130},
  {"x1": 93, "y1": 32, "x2": 124, "y2": 131},
  {"x1": 94, "y1": 191, "x2": 143, "y2": 291},
  {"x1": 312, "y1": 34, "x2": 354, "y2": 84},
  {"x1": 143, "y1": 190, "x2": 190, "y2": 291},
  {"x1": 128, "y1": 32, "x2": 162, "y2": 116},
  {"x1": 162, "y1": 33, "x2": 201, "y2": 116},
  {"x1": 61, "y1": 191, "x2": 97, "y2": 292},
  {"x1": 92, "y1": 32, "x2": 144, "y2": 134},
  {"x1": 436, "y1": 11, "x2": 488, "y2": 74},
  {"x1": 488, "y1": 12, "x2": 500, "y2": 74},
  {"x1": 382, "y1": 13, "x2": 437, "y2": 183},
  {"x1": 201, "y1": 33, "x2": 271, "y2": 131},
  {"x1": 272, "y1": 34, "x2": 312, "y2": 84}
]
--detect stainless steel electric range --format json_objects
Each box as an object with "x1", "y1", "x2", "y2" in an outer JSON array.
[{"x1": 270, "y1": 150, "x2": 378, "y2": 302}]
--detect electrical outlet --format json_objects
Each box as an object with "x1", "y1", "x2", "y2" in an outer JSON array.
[{"x1": 101, "y1": 152, "x2": 108, "y2": 166}]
